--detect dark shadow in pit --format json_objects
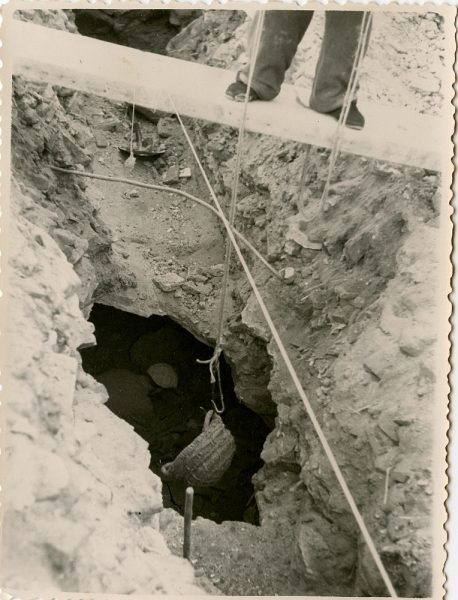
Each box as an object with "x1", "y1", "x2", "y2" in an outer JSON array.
[
  {"x1": 80, "y1": 304, "x2": 270, "y2": 524},
  {"x1": 71, "y1": 9, "x2": 195, "y2": 55}
]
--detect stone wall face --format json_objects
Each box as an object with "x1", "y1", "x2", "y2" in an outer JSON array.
[
  {"x1": 4, "y1": 11, "x2": 205, "y2": 593},
  {"x1": 3, "y1": 183, "x2": 203, "y2": 595}
]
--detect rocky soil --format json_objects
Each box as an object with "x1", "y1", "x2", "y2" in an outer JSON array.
[
  {"x1": 4, "y1": 10, "x2": 207, "y2": 596},
  {"x1": 4, "y1": 7, "x2": 450, "y2": 598},
  {"x1": 4, "y1": 178, "x2": 205, "y2": 595},
  {"x1": 167, "y1": 9, "x2": 446, "y2": 115}
]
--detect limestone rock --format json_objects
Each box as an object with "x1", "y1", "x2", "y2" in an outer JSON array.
[
  {"x1": 363, "y1": 343, "x2": 400, "y2": 381},
  {"x1": 282, "y1": 267, "x2": 296, "y2": 284},
  {"x1": 183, "y1": 281, "x2": 213, "y2": 296},
  {"x1": 153, "y1": 271, "x2": 184, "y2": 292},
  {"x1": 53, "y1": 227, "x2": 89, "y2": 264},
  {"x1": 207, "y1": 263, "x2": 225, "y2": 277},
  {"x1": 241, "y1": 293, "x2": 271, "y2": 342},
  {"x1": 98, "y1": 117, "x2": 121, "y2": 132},
  {"x1": 163, "y1": 165, "x2": 180, "y2": 184},
  {"x1": 94, "y1": 131, "x2": 108, "y2": 147},
  {"x1": 297, "y1": 517, "x2": 356, "y2": 590},
  {"x1": 179, "y1": 167, "x2": 192, "y2": 179},
  {"x1": 157, "y1": 117, "x2": 175, "y2": 138},
  {"x1": 261, "y1": 430, "x2": 297, "y2": 465}
]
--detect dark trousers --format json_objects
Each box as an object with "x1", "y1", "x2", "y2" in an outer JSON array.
[{"x1": 238, "y1": 10, "x2": 370, "y2": 112}]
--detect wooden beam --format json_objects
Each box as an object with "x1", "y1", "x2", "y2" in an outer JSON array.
[{"x1": 9, "y1": 20, "x2": 445, "y2": 172}]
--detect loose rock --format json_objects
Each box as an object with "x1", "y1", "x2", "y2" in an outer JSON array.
[
  {"x1": 153, "y1": 272, "x2": 184, "y2": 292},
  {"x1": 157, "y1": 117, "x2": 175, "y2": 138},
  {"x1": 163, "y1": 165, "x2": 180, "y2": 184}
]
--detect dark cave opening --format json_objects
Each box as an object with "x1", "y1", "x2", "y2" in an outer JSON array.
[{"x1": 80, "y1": 303, "x2": 270, "y2": 524}]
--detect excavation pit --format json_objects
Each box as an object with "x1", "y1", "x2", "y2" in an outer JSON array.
[{"x1": 80, "y1": 304, "x2": 270, "y2": 524}]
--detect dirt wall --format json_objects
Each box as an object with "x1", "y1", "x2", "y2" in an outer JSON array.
[
  {"x1": 164, "y1": 11, "x2": 445, "y2": 596},
  {"x1": 4, "y1": 8, "x2": 448, "y2": 598},
  {"x1": 4, "y1": 12, "x2": 205, "y2": 595}
]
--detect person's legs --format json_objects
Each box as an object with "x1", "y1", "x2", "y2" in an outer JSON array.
[
  {"x1": 227, "y1": 10, "x2": 313, "y2": 101},
  {"x1": 309, "y1": 11, "x2": 371, "y2": 126}
]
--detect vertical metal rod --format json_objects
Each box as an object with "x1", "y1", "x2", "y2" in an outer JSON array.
[{"x1": 183, "y1": 487, "x2": 194, "y2": 560}]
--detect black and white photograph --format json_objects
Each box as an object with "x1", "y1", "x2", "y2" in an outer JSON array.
[{"x1": 0, "y1": 2, "x2": 455, "y2": 599}]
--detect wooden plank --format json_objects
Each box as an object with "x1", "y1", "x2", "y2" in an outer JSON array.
[{"x1": 9, "y1": 20, "x2": 445, "y2": 171}]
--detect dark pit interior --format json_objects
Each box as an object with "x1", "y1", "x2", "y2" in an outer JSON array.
[
  {"x1": 80, "y1": 304, "x2": 270, "y2": 524},
  {"x1": 72, "y1": 9, "x2": 192, "y2": 55}
]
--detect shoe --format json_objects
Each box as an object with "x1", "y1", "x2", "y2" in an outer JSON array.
[
  {"x1": 225, "y1": 80, "x2": 260, "y2": 103},
  {"x1": 327, "y1": 101, "x2": 365, "y2": 130}
]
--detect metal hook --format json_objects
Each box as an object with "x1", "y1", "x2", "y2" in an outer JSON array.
[{"x1": 196, "y1": 347, "x2": 225, "y2": 414}]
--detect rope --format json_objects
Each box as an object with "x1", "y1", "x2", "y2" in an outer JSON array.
[
  {"x1": 49, "y1": 167, "x2": 281, "y2": 280},
  {"x1": 196, "y1": 348, "x2": 225, "y2": 414},
  {"x1": 320, "y1": 12, "x2": 372, "y2": 210},
  {"x1": 124, "y1": 82, "x2": 138, "y2": 171},
  {"x1": 168, "y1": 84, "x2": 398, "y2": 600},
  {"x1": 217, "y1": 11, "x2": 266, "y2": 347},
  {"x1": 165, "y1": 103, "x2": 229, "y2": 413},
  {"x1": 170, "y1": 11, "x2": 266, "y2": 414}
]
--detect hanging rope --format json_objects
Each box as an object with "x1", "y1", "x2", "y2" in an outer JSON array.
[
  {"x1": 196, "y1": 347, "x2": 224, "y2": 414},
  {"x1": 124, "y1": 80, "x2": 138, "y2": 171},
  {"x1": 320, "y1": 12, "x2": 373, "y2": 210},
  {"x1": 217, "y1": 10, "x2": 266, "y2": 347},
  {"x1": 170, "y1": 11, "x2": 266, "y2": 414}
]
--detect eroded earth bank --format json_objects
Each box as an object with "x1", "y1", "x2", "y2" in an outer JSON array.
[{"x1": 3, "y1": 8, "x2": 449, "y2": 597}]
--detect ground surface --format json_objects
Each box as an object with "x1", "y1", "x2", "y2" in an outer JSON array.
[
  {"x1": 160, "y1": 504, "x2": 330, "y2": 596},
  {"x1": 6, "y1": 7, "x2": 450, "y2": 598},
  {"x1": 157, "y1": 9, "x2": 447, "y2": 596},
  {"x1": 170, "y1": 10, "x2": 446, "y2": 116},
  {"x1": 76, "y1": 93, "x2": 229, "y2": 333}
]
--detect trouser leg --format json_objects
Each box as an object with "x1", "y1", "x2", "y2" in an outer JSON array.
[
  {"x1": 238, "y1": 10, "x2": 313, "y2": 100},
  {"x1": 309, "y1": 11, "x2": 371, "y2": 113}
]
